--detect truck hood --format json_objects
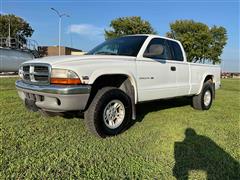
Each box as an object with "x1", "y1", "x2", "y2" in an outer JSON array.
[{"x1": 23, "y1": 55, "x2": 136, "y2": 66}]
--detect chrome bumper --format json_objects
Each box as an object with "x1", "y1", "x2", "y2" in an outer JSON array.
[
  {"x1": 16, "y1": 80, "x2": 91, "y2": 112},
  {"x1": 16, "y1": 80, "x2": 91, "y2": 95}
]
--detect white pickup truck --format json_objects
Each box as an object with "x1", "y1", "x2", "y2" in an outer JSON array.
[{"x1": 16, "y1": 34, "x2": 220, "y2": 137}]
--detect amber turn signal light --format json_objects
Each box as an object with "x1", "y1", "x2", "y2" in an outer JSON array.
[{"x1": 50, "y1": 78, "x2": 81, "y2": 85}]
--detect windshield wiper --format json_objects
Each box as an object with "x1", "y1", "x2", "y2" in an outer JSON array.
[{"x1": 95, "y1": 51, "x2": 117, "y2": 55}]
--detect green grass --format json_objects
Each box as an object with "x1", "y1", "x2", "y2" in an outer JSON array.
[{"x1": 1, "y1": 78, "x2": 239, "y2": 179}]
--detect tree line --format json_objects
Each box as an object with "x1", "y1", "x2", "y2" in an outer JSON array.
[
  {"x1": 0, "y1": 14, "x2": 34, "y2": 45},
  {"x1": 105, "y1": 16, "x2": 227, "y2": 64},
  {"x1": 0, "y1": 14, "x2": 227, "y2": 64}
]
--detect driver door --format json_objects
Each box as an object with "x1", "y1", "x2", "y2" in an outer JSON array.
[{"x1": 136, "y1": 38, "x2": 177, "y2": 102}]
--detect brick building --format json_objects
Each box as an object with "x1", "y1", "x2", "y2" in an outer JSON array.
[{"x1": 38, "y1": 46, "x2": 85, "y2": 57}]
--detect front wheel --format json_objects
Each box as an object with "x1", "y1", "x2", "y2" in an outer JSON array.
[
  {"x1": 84, "y1": 87, "x2": 132, "y2": 137},
  {"x1": 192, "y1": 81, "x2": 214, "y2": 110}
]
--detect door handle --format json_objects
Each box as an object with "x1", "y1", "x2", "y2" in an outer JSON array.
[{"x1": 171, "y1": 66, "x2": 176, "y2": 71}]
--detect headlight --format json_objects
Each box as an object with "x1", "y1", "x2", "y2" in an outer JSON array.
[{"x1": 50, "y1": 69, "x2": 81, "y2": 85}]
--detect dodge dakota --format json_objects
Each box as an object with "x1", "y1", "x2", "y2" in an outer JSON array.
[{"x1": 16, "y1": 35, "x2": 221, "y2": 137}]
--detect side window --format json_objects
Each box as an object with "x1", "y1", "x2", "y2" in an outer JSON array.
[
  {"x1": 168, "y1": 40, "x2": 184, "y2": 61},
  {"x1": 143, "y1": 38, "x2": 171, "y2": 60}
]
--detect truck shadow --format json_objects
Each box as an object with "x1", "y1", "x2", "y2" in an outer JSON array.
[
  {"x1": 63, "y1": 97, "x2": 192, "y2": 120},
  {"x1": 173, "y1": 128, "x2": 240, "y2": 180},
  {"x1": 136, "y1": 97, "x2": 192, "y2": 122}
]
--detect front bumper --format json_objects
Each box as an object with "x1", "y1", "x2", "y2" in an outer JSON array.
[{"x1": 16, "y1": 80, "x2": 91, "y2": 112}]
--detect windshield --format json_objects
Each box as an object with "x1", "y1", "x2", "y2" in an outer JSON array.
[{"x1": 87, "y1": 36, "x2": 147, "y2": 57}]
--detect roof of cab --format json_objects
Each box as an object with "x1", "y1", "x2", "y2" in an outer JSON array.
[{"x1": 125, "y1": 34, "x2": 181, "y2": 44}]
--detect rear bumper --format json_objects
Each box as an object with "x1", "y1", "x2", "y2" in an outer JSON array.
[{"x1": 16, "y1": 80, "x2": 91, "y2": 112}]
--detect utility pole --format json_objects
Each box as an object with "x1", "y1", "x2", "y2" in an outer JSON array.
[{"x1": 50, "y1": 8, "x2": 70, "y2": 56}]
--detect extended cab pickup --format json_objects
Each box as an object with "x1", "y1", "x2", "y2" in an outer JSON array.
[{"x1": 16, "y1": 35, "x2": 220, "y2": 137}]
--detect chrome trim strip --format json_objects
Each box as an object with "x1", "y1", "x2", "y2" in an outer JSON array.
[
  {"x1": 16, "y1": 80, "x2": 91, "y2": 95},
  {"x1": 31, "y1": 72, "x2": 49, "y2": 76}
]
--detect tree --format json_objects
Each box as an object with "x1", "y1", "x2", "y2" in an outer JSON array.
[
  {"x1": 209, "y1": 26, "x2": 227, "y2": 64},
  {"x1": 166, "y1": 20, "x2": 227, "y2": 64},
  {"x1": 0, "y1": 14, "x2": 34, "y2": 44},
  {"x1": 105, "y1": 16, "x2": 156, "y2": 39}
]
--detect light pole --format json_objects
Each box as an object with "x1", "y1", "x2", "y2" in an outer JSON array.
[{"x1": 50, "y1": 8, "x2": 70, "y2": 56}]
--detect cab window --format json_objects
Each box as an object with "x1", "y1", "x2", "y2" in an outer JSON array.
[
  {"x1": 143, "y1": 38, "x2": 171, "y2": 60},
  {"x1": 167, "y1": 40, "x2": 184, "y2": 61}
]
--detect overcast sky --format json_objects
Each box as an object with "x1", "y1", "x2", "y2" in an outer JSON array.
[{"x1": 1, "y1": 0, "x2": 239, "y2": 72}]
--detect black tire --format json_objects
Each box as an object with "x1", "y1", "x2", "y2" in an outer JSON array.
[
  {"x1": 192, "y1": 81, "x2": 214, "y2": 110},
  {"x1": 84, "y1": 87, "x2": 132, "y2": 137}
]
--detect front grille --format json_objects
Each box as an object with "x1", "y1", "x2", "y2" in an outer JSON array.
[
  {"x1": 23, "y1": 66, "x2": 30, "y2": 72},
  {"x1": 34, "y1": 66, "x2": 49, "y2": 73},
  {"x1": 21, "y1": 64, "x2": 50, "y2": 85},
  {"x1": 23, "y1": 74, "x2": 30, "y2": 80}
]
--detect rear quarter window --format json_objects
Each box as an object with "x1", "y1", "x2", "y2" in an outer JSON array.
[{"x1": 168, "y1": 40, "x2": 184, "y2": 61}]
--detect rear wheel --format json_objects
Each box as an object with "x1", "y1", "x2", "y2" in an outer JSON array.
[
  {"x1": 192, "y1": 81, "x2": 214, "y2": 110},
  {"x1": 85, "y1": 87, "x2": 132, "y2": 137}
]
